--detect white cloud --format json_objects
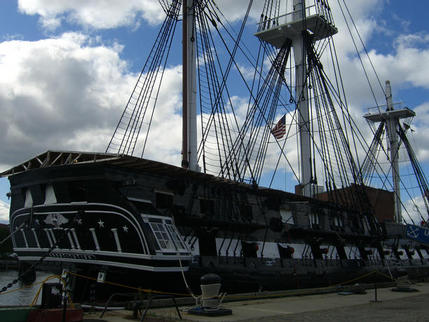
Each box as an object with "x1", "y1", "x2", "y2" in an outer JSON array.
[
  {"x1": 0, "y1": 31, "x2": 186, "y2": 171},
  {"x1": 0, "y1": 33, "x2": 136, "y2": 169},
  {"x1": 0, "y1": 200, "x2": 9, "y2": 223},
  {"x1": 403, "y1": 196, "x2": 427, "y2": 225},
  {"x1": 16, "y1": 0, "x2": 266, "y2": 31},
  {"x1": 333, "y1": 31, "x2": 429, "y2": 164},
  {"x1": 213, "y1": 0, "x2": 264, "y2": 23},
  {"x1": 409, "y1": 102, "x2": 429, "y2": 161},
  {"x1": 18, "y1": 0, "x2": 165, "y2": 30},
  {"x1": 353, "y1": 34, "x2": 429, "y2": 95},
  {"x1": 142, "y1": 66, "x2": 182, "y2": 164}
]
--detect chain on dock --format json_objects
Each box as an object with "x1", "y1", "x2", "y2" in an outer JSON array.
[{"x1": 0, "y1": 227, "x2": 71, "y2": 294}]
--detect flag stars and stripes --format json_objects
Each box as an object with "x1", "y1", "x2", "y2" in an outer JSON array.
[{"x1": 271, "y1": 115, "x2": 286, "y2": 139}]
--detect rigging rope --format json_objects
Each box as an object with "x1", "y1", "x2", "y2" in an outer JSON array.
[{"x1": 106, "y1": 0, "x2": 181, "y2": 156}]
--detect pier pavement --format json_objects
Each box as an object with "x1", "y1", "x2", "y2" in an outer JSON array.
[{"x1": 83, "y1": 281, "x2": 429, "y2": 322}]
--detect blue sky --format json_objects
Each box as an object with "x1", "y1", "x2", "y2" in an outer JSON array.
[{"x1": 1, "y1": 0, "x2": 429, "y2": 223}]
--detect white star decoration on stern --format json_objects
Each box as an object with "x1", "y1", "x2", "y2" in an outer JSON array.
[
  {"x1": 97, "y1": 219, "x2": 104, "y2": 228},
  {"x1": 122, "y1": 226, "x2": 129, "y2": 232}
]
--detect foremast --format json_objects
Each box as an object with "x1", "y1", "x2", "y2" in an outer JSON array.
[{"x1": 364, "y1": 81, "x2": 416, "y2": 223}]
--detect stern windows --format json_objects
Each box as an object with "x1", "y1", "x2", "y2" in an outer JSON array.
[
  {"x1": 44, "y1": 184, "x2": 57, "y2": 205},
  {"x1": 143, "y1": 215, "x2": 187, "y2": 253},
  {"x1": 149, "y1": 219, "x2": 173, "y2": 250},
  {"x1": 165, "y1": 220, "x2": 186, "y2": 250}
]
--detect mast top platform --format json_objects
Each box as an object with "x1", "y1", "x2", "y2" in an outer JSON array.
[
  {"x1": 364, "y1": 108, "x2": 415, "y2": 123},
  {"x1": 255, "y1": 1, "x2": 337, "y2": 48},
  {"x1": 364, "y1": 81, "x2": 415, "y2": 123}
]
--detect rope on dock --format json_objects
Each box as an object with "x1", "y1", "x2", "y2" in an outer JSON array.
[
  {"x1": 0, "y1": 280, "x2": 36, "y2": 296},
  {"x1": 66, "y1": 271, "x2": 192, "y2": 297},
  {"x1": 64, "y1": 269, "x2": 395, "y2": 301},
  {"x1": 30, "y1": 274, "x2": 74, "y2": 307}
]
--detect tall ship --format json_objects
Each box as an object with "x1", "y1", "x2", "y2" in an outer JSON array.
[{"x1": 2, "y1": 0, "x2": 429, "y2": 296}]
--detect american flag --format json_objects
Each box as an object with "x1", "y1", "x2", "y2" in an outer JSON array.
[{"x1": 271, "y1": 115, "x2": 286, "y2": 139}]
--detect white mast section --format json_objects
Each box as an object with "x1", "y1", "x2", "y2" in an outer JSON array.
[
  {"x1": 255, "y1": 0, "x2": 337, "y2": 196},
  {"x1": 364, "y1": 80, "x2": 415, "y2": 223},
  {"x1": 293, "y1": 0, "x2": 312, "y2": 197},
  {"x1": 385, "y1": 81, "x2": 402, "y2": 224},
  {"x1": 182, "y1": 0, "x2": 199, "y2": 171}
]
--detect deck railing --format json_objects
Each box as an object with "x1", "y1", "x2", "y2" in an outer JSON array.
[{"x1": 257, "y1": 0, "x2": 334, "y2": 32}]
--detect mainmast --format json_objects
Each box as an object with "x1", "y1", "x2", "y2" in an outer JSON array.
[
  {"x1": 364, "y1": 81, "x2": 415, "y2": 223},
  {"x1": 255, "y1": 0, "x2": 337, "y2": 196},
  {"x1": 182, "y1": 0, "x2": 199, "y2": 171},
  {"x1": 293, "y1": 0, "x2": 311, "y2": 197}
]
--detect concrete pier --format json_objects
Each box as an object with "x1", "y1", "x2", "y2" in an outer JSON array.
[{"x1": 82, "y1": 281, "x2": 429, "y2": 321}]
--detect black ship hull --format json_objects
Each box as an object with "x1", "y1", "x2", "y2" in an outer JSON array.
[{"x1": 4, "y1": 151, "x2": 429, "y2": 298}]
